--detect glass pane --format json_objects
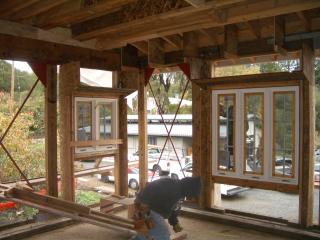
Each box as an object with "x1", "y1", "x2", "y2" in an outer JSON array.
[
  {"x1": 99, "y1": 103, "x2": 112, "y2": 139},
  {"x1": 218, "y1": 94, "x2": 235, "y2": 171},
  {"x1": 77, "y1": 101, "x2": 92, "y2": 141},
  {"x1": 244, "y1": 93, "x2": 264, "y2": 174},
  {"x1": 273, "y1": 92, "x2": 295, "y2": 178}
]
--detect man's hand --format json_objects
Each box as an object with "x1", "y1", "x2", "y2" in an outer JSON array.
[{"x1": 173, "y1": 223, "x2": 183, "y2": 233}]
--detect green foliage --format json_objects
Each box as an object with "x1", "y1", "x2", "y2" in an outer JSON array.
[
  {"x1": 316, "y1": 59, "x2": 320, "y2": 88},
  {"x1": 75, "y1": 190, "x2": 103, "y2": 206},
  {"x1": 259, "y1": 60, "x2": 300, "y2": 73},
  {"x1": 148, "y1": 72, "x2": 191, "y2": 114},
  {"x1": 316, "y1": 88, "x2": 320, "y2": 134},
  {"x1": 215, "y1": 64, "x2": 260, "y2": 77},
  {"x1": 0, "y1": 205, "x2": 39, "y2": 223},
  {"x1": 0, "y1": 111, "x2": 45, "y2": 182}
]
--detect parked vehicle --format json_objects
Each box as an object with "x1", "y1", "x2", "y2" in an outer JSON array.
[
  {"x1": 101, "y1": 167, "x2": 160, "y2": 190},
  {"x1": 170, "y1": 162, "x2": 248, "y2": 196}
]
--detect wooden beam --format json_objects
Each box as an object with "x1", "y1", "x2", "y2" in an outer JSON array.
[
  {"x1": 70, "y1": 139, "x2": 123, "y2": 148},
  {"x1": 296, "y1": 11, "x2": 311, "y2": 31},
  {"x1": 8, "y1": 0, "x2": 68, "y2": 20},
  {"x1": 76, "y1": 0, "x2": 320, "y2": 48},
  {"x1": 193, "y1": 71, "x2": 304, "y2": 89},
  {"x1": 274, "y1": 16, "x2": 287, "y2": 56},
  {"x1": 116, "y1": 96, "x2": 128, "y2": 196},
  {"x1": 183, "y1": 31, "x2": 199, "y2": 58},
  {"x1": 0, "y1": 0, "x2": 39, "y2": 18},
  {"x1": 246, "y1": 20, "x2": 261, "y2": 39},
  {"x1": 138, "y1": 71, "x2": 148, "y2": 189},
  {"x1": 0, "y1": 33, "x2": 120, "y2": 71},
  {"x1": 184, "y1": 0, "x2": 205, "y2": 8},
  {"x1": 224, "y1": 24, "x2": 238, "y2": 58},
  {"x1": 148, "y1": 38, "x2": 165, "y2": 67},
  {"x1": 74, "y1": 85, "x2": 135, "y2": 98},
  {"x1": 45, "y1": 64, "x2": 58, "y2": 197},
  {"x1": 0, "y1": 20, "x2": 96, "y2": 49},
  {"x1": 199, "y1": 28, "x2": 219, "y2": 45},
  {"x1": 299, "y1": 40, "x2": 315, "y2": 227},
  {"x1": 130, "y1": 41, "x2": 148, "y2": 55},
  {"x1": 162, "y1": 35, "x2": 183, "y2": 50},
  {"x1": 59, "y1": 61, "x2": 80, "y2": 202},
  {"x1": 26, "y1": 0, "x2": 135, "y2": 28},
  {"x1": 121, "y1": 45, "x2": 140, "y2": 69}
]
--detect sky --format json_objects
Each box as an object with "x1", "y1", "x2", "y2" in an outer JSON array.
[{"x1": 5, "y1": 60, "x2": 33, "y2": 73}]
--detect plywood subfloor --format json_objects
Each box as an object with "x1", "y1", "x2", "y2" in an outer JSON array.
[{"x1": 22, "y1": 216, "x2": 291, "y2": 240}]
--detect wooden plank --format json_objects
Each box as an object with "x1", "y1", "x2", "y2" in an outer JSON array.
[
  {"x1": 212, "y1": 176, "x2": 299, "y2": 193},
  {"x1": 162, "y1": 35, "x2": 183, "y2": 50},
  {"x1": 0, "y1": 20, "x2": 96, "y2": 49},
  {"x1": 8, "y1": 0, "x2": 68, "y2": 20},
  {"x1": 296, "y1": 11, "x2": 311, "y2": 31},
  {"x1": 192, "y1": 71, "x2": 305, "y2": 89},
  {"x1": 5, "y1": 188, "x2": 89, "y2": 215},
  {"x1": 138, "y1": 71, "x2": 148, "y2": 189},
  {"x1": 73, "y1": 85, "x2": 135, "y2": 98},
  {"x1": 0, "y1": 0, "x2": 39, "y2": 18},
  {"x1": 59, "y1": 61, "x2": 79, "y2": 201},
  {"x1": 121, "y1": 45, "x2": 140, "y2": 68},
  {"x1": 74, "y1": 149, "x2": 119, "y2": 161},
  {"x1": 45, "y1": 64, "x2": 58, "y2": 197},
  {"x1": 0, "y1": 33, "x2": 120, "y2": 71},
  {"x1": 246, "y1": 20, "x2": 261, "y2": 39},
  {"x1": 82, "y1": 0, "x2": 320, "y2": 49},
  {"x1": 70, "y1": 139, "x2": 123, "y2": 147},
  {"x1": 299, "y1": 40, "x2": 315, "y2": 227},
  {"x1": 183, "y1": 32, "x2": 199, "y2": 58},
  {"x1": 224, "y1": 24, "x2": 238, "y2": 58},
  {"x1": 148, "y1": 38, "x2": 165, "y2": 67},
  {"x1": 4, "y1": 196, "x2": 136, "y2": 235},
  {"x1": 274, "y1": 15, "x2": 288, "y2": 56},
  {"x1": 184, "y1": 0, "x2": 205, "y2": 8},
  {"x1": 28, "y1": 0, "x2": 135, "y2": 29},
  {"x1": 130, "y1": 41, "x2": 148, "y2": 55},
  {"x1": 116, "y1": 96, "x2": 128, "y2": 196}
]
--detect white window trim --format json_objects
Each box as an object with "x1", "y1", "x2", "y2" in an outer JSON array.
[
  {"x1": 212, "y1": 86, "x2": 299, "y2": 185},
  {"x1": 74, "y1": 97, "x2": 118, "y2": 154}
]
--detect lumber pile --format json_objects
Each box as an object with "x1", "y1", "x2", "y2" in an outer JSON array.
[{"x1": 4, "y1": 187, "x2": 136, "y2": 236}]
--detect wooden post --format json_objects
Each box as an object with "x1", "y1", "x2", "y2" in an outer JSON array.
[
  {"x1": 115, "y1": 96, "x2": 128, "y2": 196},
  {"x1": 59, "y1": 62, "x2": 80, "y2": 201},
  {"x1": 45, "y1": 64, "x2": 58, "y2": 197},
  {"x1": 299, "y1": 41, "x2": 315, "y2": 227},
  {"x1": 189, "y1": 58, "x2": 217, "y2": 208},
  {"x1": 138, "y1": 70, "x2": 148, "y2": 189}
]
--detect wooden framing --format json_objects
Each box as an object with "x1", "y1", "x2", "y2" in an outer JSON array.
[
  {"x1": 59, "y1": 61, "x2": 79, "y2": 201},
  {"x1": 138, "y1": 70, "x2": 148, "y2": 189},
  {"x1": 45, "y1": 64, "x2": 58, "y2": 197},
  {"x1": 0, "y1": 0, "x2": 319, "y2": 233},
  {"x1": 116, "y1": 96, "x2": 128, "y2": 196},
  {"x1": 299, "y1": 41, "x2": 315, "y2": 227}
]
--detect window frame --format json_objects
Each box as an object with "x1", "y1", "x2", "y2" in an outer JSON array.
[
  {"x1": 212, "y1": 86, "x2": 299, "y2": 186},
  {"x1": 74, "y1": 97, "x2": 118, "y2": 154}
]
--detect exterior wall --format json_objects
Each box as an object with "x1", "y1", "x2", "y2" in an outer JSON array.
[{"x1": 128, "y1": 135, "x2": 192, "y2": 159}]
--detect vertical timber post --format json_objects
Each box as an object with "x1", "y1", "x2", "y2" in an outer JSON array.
[
  {"x1": 299, "y1": 41, "x2": 315, "y2": 227},
  {"x1": 59, "y1": 62, "x2": 79, "y2": 201},
  {"x1": 138, "y1": 70, "x2": 148, "y2": 189},
  {"x1": 45, "y1": 64, "x2": 58, "y2": 197}
]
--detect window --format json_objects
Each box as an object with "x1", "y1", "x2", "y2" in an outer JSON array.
[
  {"x1": 273, "y1": 92, "x2": 295, "y2": 178},
  {"x1": 75, "y1": 97, "x2": 118, "y2": 154},
  {"x1": 212, "y1": 87, "x2": 299, "y2": 186},
  {"x1": 244, "y1": 93, "x2": 264, "y2": 175},
  {"x1": 218, "y1": 94, "x2": 236, "y2": 172}
]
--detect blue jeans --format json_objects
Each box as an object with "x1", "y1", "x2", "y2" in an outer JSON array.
[{"x1": 132, "y1": 210, "x2": 170, "y2": 240}]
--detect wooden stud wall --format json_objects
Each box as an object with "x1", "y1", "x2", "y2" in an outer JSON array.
[
  {"x1": 59, "y1": 61, "x2": 80, "y2": 201},
  {"x1": 299, "y1": 41, "x2": 315, "y2": 227},
  {"x1": 138, "y1": 71, "x2": 148, "y2": 189},
  {"x1": 45, "y1": 64, "x2": 58, "y2": 197}
]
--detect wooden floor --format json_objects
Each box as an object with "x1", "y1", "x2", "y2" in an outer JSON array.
[{"x1": 22, "y1": 216, "x2": 291, "y2": 240}]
